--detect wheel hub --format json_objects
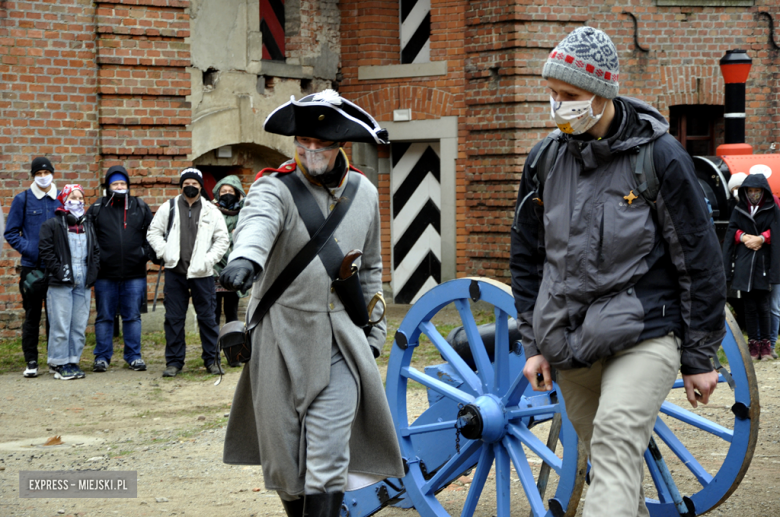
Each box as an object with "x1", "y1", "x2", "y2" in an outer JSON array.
[{"x1": 456, "y1": 395, "x2": 506, "y2": 443}]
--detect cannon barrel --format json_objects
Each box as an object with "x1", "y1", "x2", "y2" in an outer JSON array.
[{"x1": 445, "y1": 318, "x2": 522, "y2": 370}]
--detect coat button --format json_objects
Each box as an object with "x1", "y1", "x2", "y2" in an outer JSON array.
[
  {"x1": 330, "y1": 286, "x2": 335, "y2": 293},
  {"x1": 329, "y1": 303, "x2": 334, "y2": 310},
  {"x1": 627, "y1": 288, "x2": 633, "y2": 295},
  {"x1": 329, "y1": 204, "x2": 335, "y2": 211}
]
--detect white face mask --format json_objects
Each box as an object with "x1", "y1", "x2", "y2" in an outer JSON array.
[
  {"x1": 550, "y1": 95, "x2": 606, "y2": 135},
  {"x1": 65, "y1": 199, "x2": 85, "y2": 218},
  {"x1": 34, "y1": 174, "x2": 53, "y2": 189},
  {"x1": 295, "y1": 139, "x2": 339, "y2": 176}
]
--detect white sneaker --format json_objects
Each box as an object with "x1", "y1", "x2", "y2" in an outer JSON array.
[{"x1": 23, "y1": 361, "x2": 38, "y2": 378}]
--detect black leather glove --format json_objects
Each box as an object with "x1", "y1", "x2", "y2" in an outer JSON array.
[{"x1": 219, "y1": 258, "x2": 259, "y2": 292}]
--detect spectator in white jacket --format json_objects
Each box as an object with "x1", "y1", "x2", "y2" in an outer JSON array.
[{"x1": 147, "y1": 168, "x2": 229, "y2": 377}]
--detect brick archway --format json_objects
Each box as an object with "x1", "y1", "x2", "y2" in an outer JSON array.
[
  {"x1": 656, "y1": 65, "x2": 724, "y2": 115},
  {"x1": 352, "y1": 86, "x2": 456, "y2": 122}
]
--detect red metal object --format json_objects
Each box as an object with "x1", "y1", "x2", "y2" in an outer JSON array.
[
  {"x1": 720, "y1": 63, "x2": 752, "y2": 84},
  {"x1": 716, "y1": 143, "x2": 753, "y2": 157},
  {"x1": 721, "y1": 154, "x2": 780, "y2": 194}
]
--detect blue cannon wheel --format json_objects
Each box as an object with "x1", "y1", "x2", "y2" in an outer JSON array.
[
  {"x1": 644, "y1": 309, "x2": 759, "y2": 516},
  {"x1": 385, "y1": 278, "x2": 586, "y2": 517}
]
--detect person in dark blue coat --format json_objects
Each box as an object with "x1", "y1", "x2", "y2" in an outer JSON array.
[
  {"x1": 722, "y1": 172, "x2": 780, "y2": 361},
  {"x1": 3, "y1": 157, "x2": 60, "y2": 378},
  {"x1": 86, "y1": 165, "x2": 154, "y2": 373}
]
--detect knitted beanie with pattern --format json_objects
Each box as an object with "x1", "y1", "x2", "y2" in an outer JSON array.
[{"x1": 542, "y1": 27, "x2": 620, "y2": 99}]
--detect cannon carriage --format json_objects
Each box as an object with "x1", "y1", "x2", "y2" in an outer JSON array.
[{"x1": 341, "y1": 277, "x2": 758, "y2": 517}]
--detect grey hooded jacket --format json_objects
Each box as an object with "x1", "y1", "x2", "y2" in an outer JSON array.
[
  {"x1": 222, "y1": 163, "x2": 405, "y2": 494},
  {"x1": 510, "y1": 97, "x2": 726, "y2": 375}
]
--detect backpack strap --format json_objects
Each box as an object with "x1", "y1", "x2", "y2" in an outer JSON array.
[
  {"x1": 164, "y1": 198, "x2": 175, "y2": 241},
  {"x1": 528, "y1": 130, "x2": 563, "y2": 201},
  {"x1": 629, "y1": 141, "x2": 658, "y2": 207}
]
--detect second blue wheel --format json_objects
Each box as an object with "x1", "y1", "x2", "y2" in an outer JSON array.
[{"x1": 644, "y1": 309, "x2": 759, "y2": 516}]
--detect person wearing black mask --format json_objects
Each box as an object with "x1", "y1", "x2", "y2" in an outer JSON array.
[
  {"x1": 211, "y1": 175, "x2": 247, "y2": 344},
  {"x1": 87, "y1": 165, "x2": 154, "y2": 373},
  {"x1": 146, "y1": 168, "x2": 229, "y2": 377}
]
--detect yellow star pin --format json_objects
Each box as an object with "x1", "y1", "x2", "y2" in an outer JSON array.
[{"x1": 623, "y1": 190, "x2": 638, "y2": 205}]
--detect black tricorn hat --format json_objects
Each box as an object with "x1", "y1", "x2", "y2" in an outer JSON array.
[{"x1": 264, "y1": 89, "x2": 389, "y2": 145}]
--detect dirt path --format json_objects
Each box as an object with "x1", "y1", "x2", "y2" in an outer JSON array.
[{"x1": 1, "y1": 330, "x2": 780, "y2": 516}]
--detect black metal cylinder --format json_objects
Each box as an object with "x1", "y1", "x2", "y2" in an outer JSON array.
[
  {"x1": 719, "y1": 49, "x2": 752, "y2": 145},
  {"x1": 724, "y1": 83, "x2": 746, "y2": 144}
]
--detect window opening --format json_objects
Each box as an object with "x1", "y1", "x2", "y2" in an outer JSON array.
[{"x1": 669, "y1": 105, "x2": 724, "y2": 156}]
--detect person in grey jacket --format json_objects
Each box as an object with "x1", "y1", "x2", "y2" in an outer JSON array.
[
  {"x1": 219, "y1": 90, "x2": 404, "y2": 517},
  {"x1": 511, "y1": 28, "x2": 725, "y2": 516}
]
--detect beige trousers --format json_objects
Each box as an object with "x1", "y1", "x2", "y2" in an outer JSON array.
[{"x1": 556, "y1": 334, "x2": 681, "y2": 517}]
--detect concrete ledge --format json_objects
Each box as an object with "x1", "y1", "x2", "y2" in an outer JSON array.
[
  {"x1": 247, "y1": 60, "x2": 314, "y2": 79},
  {"x1": 358, "y1": 61, "x2": 447, "y2": 81}
]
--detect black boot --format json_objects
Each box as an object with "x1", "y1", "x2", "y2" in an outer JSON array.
[
  {"x1": 303, "y1": 491, "x2": 344, "y2": 517},
  {"x1": 280, "y1": 497, "x2": 304, "y2": 517}
]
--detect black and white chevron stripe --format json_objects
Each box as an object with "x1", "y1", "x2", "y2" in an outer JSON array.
[
  {"x1": 400, "y1": 0, "x2": 430, "y2": 64},
  {"x1": 392, "y1": 142, "x2": 441, "y2": 304}
]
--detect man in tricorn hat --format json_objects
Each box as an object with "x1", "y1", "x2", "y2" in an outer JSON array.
[{"x1": 220, "y1": 89, "x2": 404, "y2": 516}]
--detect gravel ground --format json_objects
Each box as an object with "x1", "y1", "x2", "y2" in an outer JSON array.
[{"x1": 1, "y1": 325, "x2": 779, "y2": 516}]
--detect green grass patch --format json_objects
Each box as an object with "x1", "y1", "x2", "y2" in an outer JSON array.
[{"x1": 0, "y1": 329, "x2": 202, "y2": 376}]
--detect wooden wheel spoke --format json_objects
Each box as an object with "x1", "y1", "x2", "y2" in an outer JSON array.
[
  {"x1": 400, "y1": 419, "x2": 458, "y2": 437},
  {"x1": 421, "y1": 438, "x2": 482, "y2": 495},
  {"x1": 459, "y1": 445, "x2": 495, "y2": 517},
  {"x1": 654, "y1": 416, "x2": 714, "y2": 486},
  {"x1": 401, "y1": 366, "x2": 475, "y2": 406},
  {"x1": 507, "y1": 423, "x2": 563, "y2": 474},
  {"x1": 503, "y1": 436, "x2": 548, "y2": 517},
  {"x1": 419, "y1": 320, "x2": 483, "y2": 394},
  {"x1": 454, "y1": 299, "x2": 495, "y2": 392},
  {"x1": 660, "y1": 401, "x2": 733, "y2": 442},
  {"x1": 494, "y1": 441, "x2": 512, "y2": 517},
  {"x1": 493, "y1": 308, "x2": 510, "y2": 394}
]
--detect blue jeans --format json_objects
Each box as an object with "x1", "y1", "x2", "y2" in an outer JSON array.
[
  {"x1": 93, "y1": 277, "x2": 146, "y2": 364},
  {"x1": 770, "y1": 284, "x2": 780, "y2": 345},
  {"x1": 47, "y1": 268, "x2": 91, "y2": 366}
]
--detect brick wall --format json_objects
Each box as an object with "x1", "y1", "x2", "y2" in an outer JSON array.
[
  {"x1": 0, "y1": 0, "x2": 100, "y2": 336},
  {"x1": 339, "y1": 0, "x2": 780, "y2": 286},
  {"x1": 96, "y1": 0, "x2": 191, "y2": 210},
  {"x1": 0, "y1": 0, "x2": 192, "y2": 336}
]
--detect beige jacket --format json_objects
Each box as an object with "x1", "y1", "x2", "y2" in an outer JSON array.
[{"x1": 147, "y1": 195, "x2": 229, "y2": 279}]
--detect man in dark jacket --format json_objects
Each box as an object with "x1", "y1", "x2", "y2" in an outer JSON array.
[
  {"x1": 86, "y1": 165, "x2": 154, "y2": 372},
  {"x1": 511, "y1": 27, "x2": 726, "y2": 516},
  {"x1": 4, "y1": 156, "x2": 60, "y2": 378}
]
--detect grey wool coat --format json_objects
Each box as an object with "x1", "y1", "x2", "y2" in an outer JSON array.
[{"x1": 222, "y1": 162, "x2": 405, "y2": 494}]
